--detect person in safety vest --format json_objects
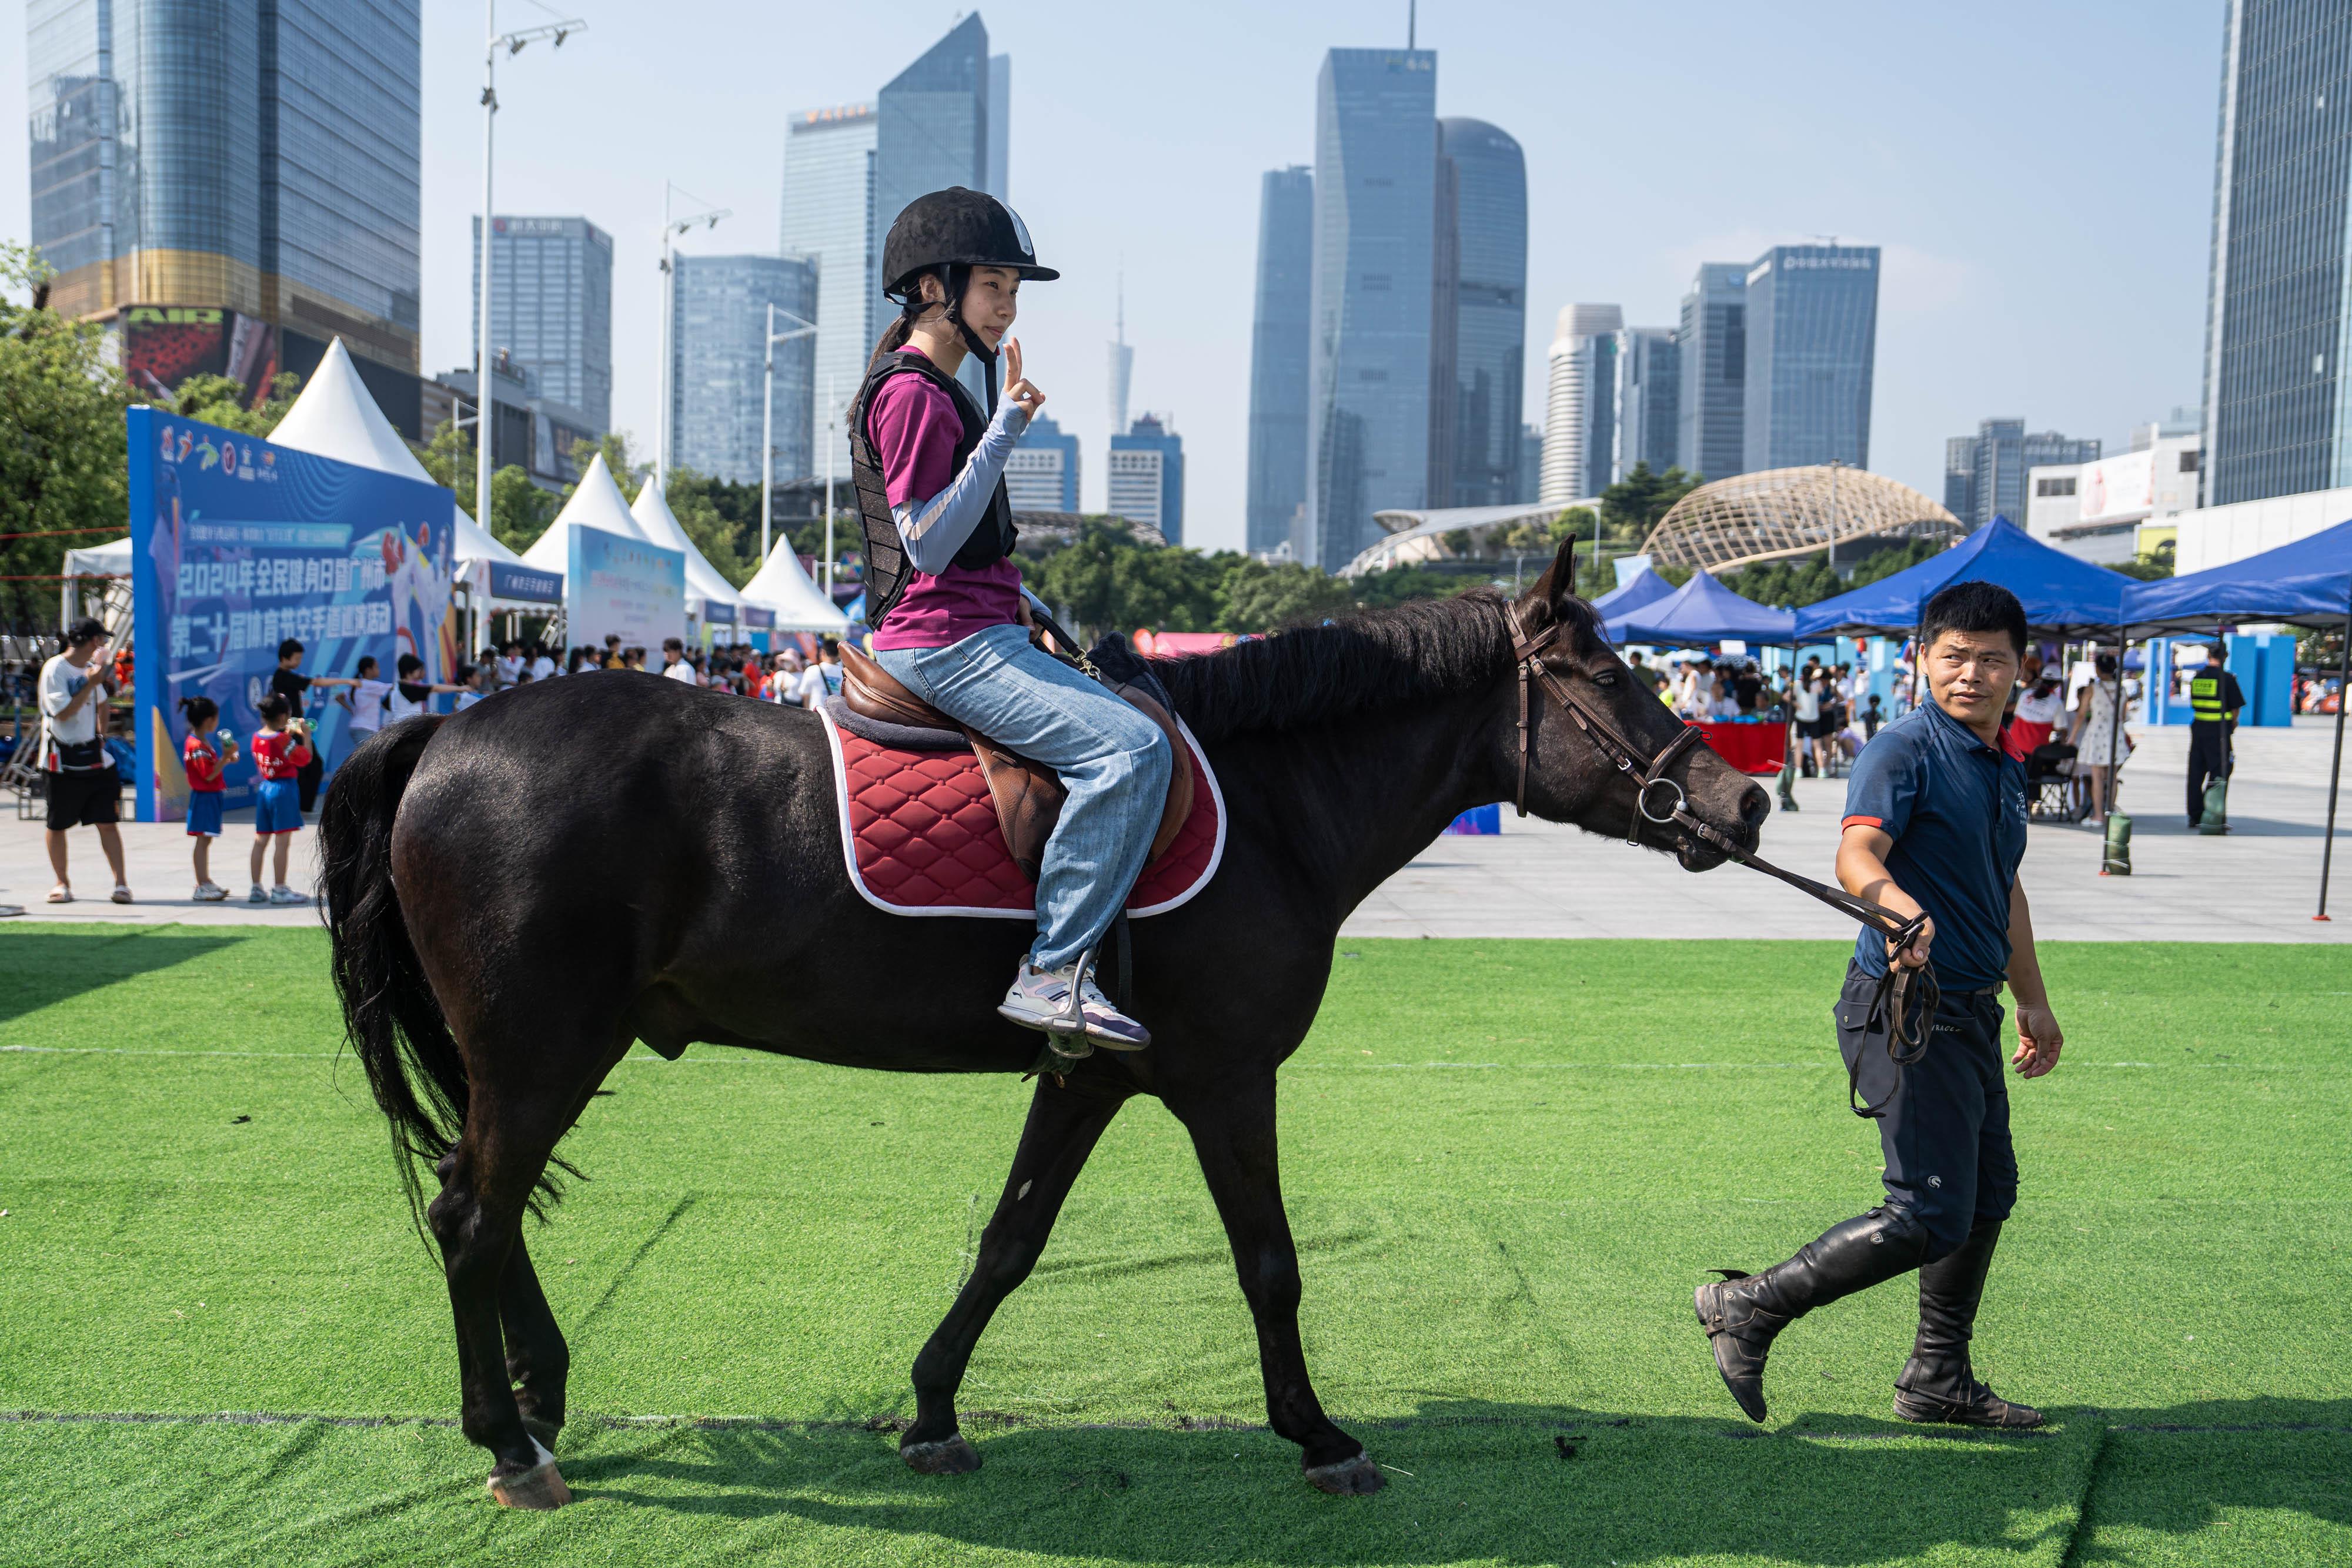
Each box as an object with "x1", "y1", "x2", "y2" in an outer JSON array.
[
  {"x1": 2187, "y1": 643, "x2": 2243, "y2": 829},
  {"x1": 853, "y1": 188, "x2": 1170, "y2": 1052}
]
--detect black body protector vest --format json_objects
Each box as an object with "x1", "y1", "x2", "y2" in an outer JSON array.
[{"x1": 848, "y1": 350, "x2": 1018, "y2": 630}]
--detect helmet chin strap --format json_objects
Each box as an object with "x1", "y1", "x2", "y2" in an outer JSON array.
[{"x1": 936, "y1": 265, "x2": 1000, "y2": 415}]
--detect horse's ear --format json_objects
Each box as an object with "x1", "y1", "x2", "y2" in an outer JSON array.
[{"x1": 1519, "y1": 527, "x2": 1582, "y2": 624}]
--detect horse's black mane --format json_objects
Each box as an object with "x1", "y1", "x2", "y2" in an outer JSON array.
[{"x1": 1155, "y1": 589, "x2": 1602, "y2": 742}]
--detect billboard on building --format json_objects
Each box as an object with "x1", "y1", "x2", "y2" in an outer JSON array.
[
  {"x1": 2074, "y1": 450, "x2": 2156, "y2": 526},
  {"x1": 121, "y1": 307, "x2": 280, "y2": 408},
  {"x1": 127, "y1": 407, "x2": 456, "y2": 823}
]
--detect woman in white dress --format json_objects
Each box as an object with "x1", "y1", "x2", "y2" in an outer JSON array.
[{"x1": 2069, "y1": 651, "x2": 2129, "y2": 826}]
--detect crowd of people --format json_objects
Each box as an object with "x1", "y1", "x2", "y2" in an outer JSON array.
[{"x1": 453, "y1": 634, "x2": 850, "y2": 707}]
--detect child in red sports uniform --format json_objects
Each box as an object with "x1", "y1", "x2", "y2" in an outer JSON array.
[
  {"x1": 178, "y1": 694, "x2": 237, "y2": 901},
  {"x1": 248, "y1": 694, "x2": 313, "y2": 905}
]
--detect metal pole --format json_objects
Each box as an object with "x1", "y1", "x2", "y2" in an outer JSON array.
[
  {"x1": 656, "y1": 186, "x2": 671, "y2": 490},
  {"x1": 2318, "y1": 593, "x2": 2351, "y2": 920},
  {"x1": 2102, "y1": 625, "x2": 2126, "y2": 827},
  {"x1": 476, "y1": 2, "x2": 497, "y2": 543},
  {"x1": 823, "y1": 370, "x2": 836, "y2": 597},
  {"x1": 761, "y1": 301, "x2": 774, "y2": 563}
]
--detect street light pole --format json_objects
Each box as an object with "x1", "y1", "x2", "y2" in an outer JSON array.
[
  {"x1": 475, "y1": 5, "x2": 584, "y2": 544},
  {"x1": 759, "y1": 303, "x2": 817, "y2": 561},
  {"x1": 656, "y1": 182, "x2": 731, "y2": 491},
  {"x1": 824, "y1": 371, "x2": 837, "y2": 597}
]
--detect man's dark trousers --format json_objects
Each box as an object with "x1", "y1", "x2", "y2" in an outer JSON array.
[
  {"x1": 2187, "y1": 720, "x2": 2231, "y2": 827},
  {"x1": 296, "y1": 747, "x2": 325, "y2": 814},
  {"x1": 1835, "y1": 966, "x2": 2016, "y2": 1254}
]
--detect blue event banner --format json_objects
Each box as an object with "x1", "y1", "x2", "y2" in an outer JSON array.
[
  {"x1": 567, "y1": 525, "x2": 684, "y2": 653},
  {"x1": 128, "y1": 407, "x2": 456, "y2": 822},
  {"x1": 488, "y1": 560, "x2": 563, "y2": 603}
]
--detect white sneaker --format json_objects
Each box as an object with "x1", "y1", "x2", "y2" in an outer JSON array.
[
  {"x1": 997, "y1": 956, "x2": 1151, "y2": 1051},
  {"x1": 269, "y1": 885, "x2": 309, "y2": 907},
  {"x1": 109, "y1": 885, "x2": 133, "y2": 905},
  {"x1": 248, "y1": 885, "x2": 268, "y2": 905},
  {"x1": 192, "y1": 882, "x2": 228, "y2": 902}
]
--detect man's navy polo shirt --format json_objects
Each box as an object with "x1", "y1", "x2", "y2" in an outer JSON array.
[{"x1": 1842, "y1": 697, "x2": 2029, "y2": 992}]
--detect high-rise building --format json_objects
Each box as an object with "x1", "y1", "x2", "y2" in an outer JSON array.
[
  {"x1": 1110, "y1": 414, "x2": 1185, "y2": 544},
  {"x1": 1538, "y1": 303, "x2": 1621, "y2": 504},
  {"x1": 1612, "y1": 327, "x2": 1680, "y2": 482},
  {"x1": 1426, "y1": 116, "x2": 1526, "y2": 510},
  {"x1": 1741, "y1": 243, "x2": 1879, "y2": 472},
  {"x1": 874, "y1": 14, "x2": 996, "y2": 406},
  {"x1": 1517, "y1": 424, "x2": 1543, "y2": 505},
  {"x1": 2201, "y1": 0, "x2": 2352, "y2": 505},
  {"x1": 27, "y1": 0, "x2": 425, "y2": 431},
  {"x1": 1108, "y1": 279, "x2": 1134, "y2": 437},
  {"x1": 781, "y1": 102, "x2": 877, "y2": 479},
  {"x1": 670, "y1": 253, "x2": 818, "y2": 487},
  {"x1": 1005, "y1": 414, "x2": 1079, "y2": 511},
  {"x1": 1245, "y1": 166, "x2": 1314, "y2": 556},
  {"x1": 1302, "y1": 46, "x2": 1438, "y2": 573},
  {"x1": 1942, "y1": 418, "x2": 2100, "y2": 530},
  {"x1": 472, "y1": 216, "x2": 612, "y2": 433},
  {"x1": 1676, "y1": 263, "x2": 1746, "y2": 483},
  {"x1": 986, "y1": 54, "x2": 1011, "y2": 199}
]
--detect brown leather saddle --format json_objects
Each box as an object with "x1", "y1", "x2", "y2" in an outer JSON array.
[{"x1": 840, "y1": 643, "x2": 1195, "y2": 882}]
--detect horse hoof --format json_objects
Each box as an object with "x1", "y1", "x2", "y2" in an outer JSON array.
[
  {"x1": 487, "y1": 1439, "x2": 571, "y2": 1509},
  {"x1": 900, "y1": 1434, "x2": 982, "y2": 1475},
  {"x1": 1305, "y1": 1453, "x2": 1385, "y2": 1496}
]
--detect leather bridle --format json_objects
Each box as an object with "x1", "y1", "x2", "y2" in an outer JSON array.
[{"x1": 1506, "y1": 601, "x2": 1939, "y2": 1113}]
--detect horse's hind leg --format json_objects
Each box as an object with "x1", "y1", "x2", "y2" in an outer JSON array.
[
  {"x1": 500, "y1": 1234, "x2": 570, "y2": 1449},
  {"x1": 429, "y1": 1110, "x2": 574, "y2": 1509},
  {"x1": 901, "y1": 1076, "x2": 1129, "y2": 1475},
  {"x1": 1171, "y1": 1076, "x2": 1383, "y2": 1496}
]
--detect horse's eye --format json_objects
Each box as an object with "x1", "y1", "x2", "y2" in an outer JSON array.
[{"x1": 1593, "y1": 671, "x2": 1619, "y2": 687}]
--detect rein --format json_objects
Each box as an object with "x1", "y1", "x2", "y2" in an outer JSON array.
[{"x1": 1506, "y1": 604, "x2": 1937, "y2": 1114}]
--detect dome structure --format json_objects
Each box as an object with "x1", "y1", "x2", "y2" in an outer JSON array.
[{"x1": 1642, "y1": 466, "x2": 1963, "y2": 573}]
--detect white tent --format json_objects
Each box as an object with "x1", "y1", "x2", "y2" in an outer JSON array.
[
  {"x1": 60, "y1": 537, "x2": 134, "y2": 629},
  {"x1": 630, "y1": 477, "x2": 743, "y2": 616},
  {"x1": 268, "y1": 336, "x2": 523, "y2": 574},
  {"x1": 739, "y1": 536, "x2": 851, "y2": 633},
  {"x1": 519, "y1": 451, "x2": 648, "y2": 584}
]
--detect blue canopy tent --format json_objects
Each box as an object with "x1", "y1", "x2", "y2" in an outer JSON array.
[
  {"x1": 2124, "y1": 518, "x2": 2352, "y2": 920},
  {"x1": 1607, "y1": 569, "x2": 1796, "y2": 647},
  {"x1": 1591, "y1": 564, "x2": 1676, "y2": 620},
  {"x1": 1793, "y1": 517, "x2": 2135, "y2": 639}
]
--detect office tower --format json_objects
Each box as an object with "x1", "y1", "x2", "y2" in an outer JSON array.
[
  {"x1": 2202, "y1": 0, "x2": 2352, "y2": 504},
  {"x1": 1676, "y1": 263, "x2": 1746, "y2": 483},
  {"x1": 1246, "y1": 166, "x2": 1314, "y2": 555},
  {"x1": 874, "y1": 14, "x2": 995, "y2": 404},
  {"x1": 28, "y1": 0, "x2": 425, "y2": 431},
  {"x1": 1741, "y1": 243, "x2": 1879, "y2": 472},
  {"x1": 1302, "y1": 46, "x2": 1438, "y2": 571},
  {"x1": 1942, "y1": 419, "x2": 2100, "y2": 530},
  {"x1": 1005, "y1": 414, "x2": 1080, "y2": 511},
  {"x1": 987, "y1": 54, "x2": 1011, "y2": 199},
  {"x1": 670, "y1": 253, "x2": 818, "y2": 487},
  {"x1": 781, "y1": 101, "x2": 876, "y2": 478},
  {"x1": 1110, "y1": 414, "x2": 1185, "y2": 544},
  {"x1": 1426, "y1": 116, "x2": 1526, "y2": 510},
  {"x1": 1518, "y1": 424, "x2": 1543, "y2": 504},
  {"x1": 1538, "y1": 304, "x2": 1621, "y2": 504},
  {"x1": 1109, "y1": 279, "x2": 1134, "y2": 436},
  {"x1": 472, "y1": 217, "x2": 612, "y2": 432},
  {"x1": 1612, "y1": 327, "x2": 1680, "y2": 481}
]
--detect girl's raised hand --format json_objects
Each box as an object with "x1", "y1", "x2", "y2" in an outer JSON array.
[{"x1": 1003, "y1": 337, "x2": 1045, "y2": 416}]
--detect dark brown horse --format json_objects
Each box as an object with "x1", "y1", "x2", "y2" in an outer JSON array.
[{"x1": 319, "y1": 538, "x2": 1768, "y2": 1507}]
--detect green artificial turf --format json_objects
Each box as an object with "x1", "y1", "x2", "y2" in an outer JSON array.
[{"x1": 1, "y1": 925, "x2": 2345, "y2": 1566}]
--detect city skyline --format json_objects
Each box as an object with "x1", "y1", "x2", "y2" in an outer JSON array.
[{"x1": 2, "y1": 1, "x2": 2225, "y2": 554}]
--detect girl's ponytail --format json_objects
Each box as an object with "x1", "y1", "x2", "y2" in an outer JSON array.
[{"x1": 178, "y1": 694, "x2": 218, "y2": 727}]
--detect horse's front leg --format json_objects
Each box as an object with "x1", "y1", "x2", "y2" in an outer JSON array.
[
  {"x1": 901, "y1": 1072, "x2": 1130, "y2": 1475},
  {"x1": 1171, "y1": 1074, "x2": 1382, "y2": 1495}
]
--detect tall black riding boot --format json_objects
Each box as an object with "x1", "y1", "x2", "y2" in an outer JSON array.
[
  {"x1": 1695, "y1": 1207, "x2": 1930, "y2": 1423},
  {"x1": 1892, "y1": 1218, "x2": 2043, "y2": 1427}
]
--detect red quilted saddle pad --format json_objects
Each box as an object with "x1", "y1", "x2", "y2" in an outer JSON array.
[{"x1": 820, "y1": 709, "x2": 1225, "y2": 917}]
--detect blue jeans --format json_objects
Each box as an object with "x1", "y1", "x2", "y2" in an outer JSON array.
[{"x1": 874, "y1": 624, "x2": 1171, "y2": 971}]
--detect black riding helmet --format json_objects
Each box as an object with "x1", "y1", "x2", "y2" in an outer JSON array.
[{"x1": 880, "y1": 187, "x2": 1056, "y2": 409}]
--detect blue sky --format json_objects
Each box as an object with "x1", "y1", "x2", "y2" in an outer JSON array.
[{"x1": 2, "y1": 1, "x2": 2225, "y2": 553}]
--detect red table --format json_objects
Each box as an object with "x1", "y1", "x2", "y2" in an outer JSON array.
[{"x1": 1689, "y1": 719, "x2": 1788, "y2": 776}]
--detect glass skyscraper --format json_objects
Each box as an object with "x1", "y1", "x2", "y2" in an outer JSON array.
[
  {"x1": 472, "y1": 216, "x2": 612, "y2": 431},
  {"x1": 1676, "y1": 263, "x2": 1746, "y2": 483},
  {"x1": 1943, "y1": 419, "x2": 2100, "y2": 529},
  {"x1": 26, "y1": 0, "x2": 421, "y2": 402},
  {"x1": 671, "y1": 254, "x2": 818, "y2": 487},
  {"x1": 1742, "y1": 244, "x2": 1879, "y2": 472},
  {"x1": 1110, "y1": 414, "x2": 1185, "y2": 545},
  {"x1": 1245, "y1": 165, "x2": 1314, "y2": 556},
  {"x1": 781, "y1": 102, "x2": 877, "y2": 480},
  {"x1": 1005, "y1": 414, "x2": 1079, "y2": 511},
  {"x1": 1304, "y1": 46, "x2": 1436, "y2": 572},
  {"x1": 874, "y1": 15, "x2": 995, "y2": 406},
  {"x1": 1428, "y1": 117, "x2": 1526, "y2": 510},
  {"x1": 2201, "y1": 0, "x2": 2352, "y2": 504},
  {"x1": 1612, "y1": 327, "x2": 1680, "y2": 481}
]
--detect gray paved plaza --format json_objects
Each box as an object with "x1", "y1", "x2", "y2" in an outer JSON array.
[{"x1": 4, "y1": 718, "x2": 2346, "y2": 941}]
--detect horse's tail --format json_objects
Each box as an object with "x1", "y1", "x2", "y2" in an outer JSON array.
[{"x1": 319, "y1": 716, "x2": 463, "y2": 1235}]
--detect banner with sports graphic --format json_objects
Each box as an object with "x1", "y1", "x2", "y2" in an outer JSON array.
[{"x1": 127, "y1": 407, "x2": 456, "y2": 823}]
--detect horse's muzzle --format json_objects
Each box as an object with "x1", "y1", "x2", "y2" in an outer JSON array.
[{"x1": 1674, "y1": 780, "x2": 1770, "y2": 871}]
